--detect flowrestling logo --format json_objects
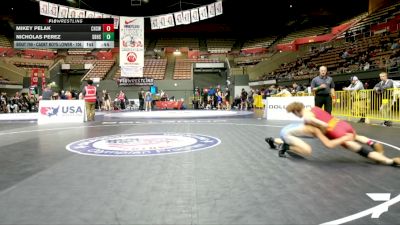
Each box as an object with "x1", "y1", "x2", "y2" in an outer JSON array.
[{"x1": 66, "y1": 133, "x2": 221, "y2": 156}]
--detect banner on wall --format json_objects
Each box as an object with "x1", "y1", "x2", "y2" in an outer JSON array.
[
  {"x1": 151, "y1": 17, "x2": 159, "y2": 30},
  {"x1": 58, "y1": 5, "x2": 68, "y2": 18},
  {"x1": 215, "y1": 1, "x2": 223, "y2": 16},
  {"x1": 41, "y1": 68, "x2": 46, "y2": 90},
  {"x1": 39, "y1": 1, "x2": 49, "y2": 17},
  {"x1": 119, "y1": 17, "x2": 144, "y2": 73},
  {"x1": 117, "y1": 77, "x2": 154, "y2": 86},
  {"x1": 174, "y1": 12, "x2": 183, "y2": 25},
  {"x1": 191, "y1": 8, "x2": 199, "y2": 23},
  {"x1": 38, "y1": 100, "x2": 86, "y2": 124},
  {"x1": 39, "y1": 0, "x2": 223, "y2": 30},
  {"x1": 48, "y1": 3, "x2": 59, "y2": 18},
  {"x1": 199, "y1": 6, "x2": 208, "y2": 20},
  {"x1": 121, "y1": 66, "x2": 143, "y2": 77},
  {"x1": 182, "y1": 10, "x2": 191, "y2": 24},
  {"x1": 265, "y1": 96, "x2": 314, "y2": 120},
  {"x1": 31, "y1": 68, "x2": 39, "y2": 87},
  {"x1": 207, "y1": 3, "x2": 215, "y2": 18}
]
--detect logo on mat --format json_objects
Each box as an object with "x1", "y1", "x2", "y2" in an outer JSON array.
[
  {"x1": 320, "y1": 193, "x2": 400, "y2": 225},
  {"x1": 66, "y1": 133, "x2": 220, "y2": 156}
]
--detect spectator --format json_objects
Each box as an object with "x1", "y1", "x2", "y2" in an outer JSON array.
[
  {"x1": 343, "y1": 76, "x2": 366, "y2": 123},
  {"x1": 363, "y1": 61, "x2": 370, "y2": 71},
  {"x1": 373, "y1": 72, "x2": 394, "y2": 126},
  {"x1": 41, "y1": 84, "x2": 53, "y2": 100}
]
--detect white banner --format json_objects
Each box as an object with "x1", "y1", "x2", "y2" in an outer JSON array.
[
  {"x1": 85, "y1": 10, "x2": 95, "y2": 18},
  {"x1": 38, "y1": 100, "x2": 86, "y2": 124},
  {"x1": 119, "y1": 17, "x2": 144, "y2": 68},
  {"x1": 207, "y1": 3, "x2": 215, "y2": 18},
  {"x1": 112, "y1": 15, "x2": 120, "y2": 29},
  {"x1": 76, "y1": 9, "x2": 86, "y2": 18},
  {"x1": 182, "y1": 10, "x2": 191, "y2": 24},
  {"x1": 121, "y1": 66, "x2": 143, "y2": 77},
  {"x1": 166, "y1": 14, "x2": 175, "y2": 27},
  {"x1": 150, "y1": 17, "x2": 159, "y2": 30},
  {"x1": 48, "y1": 3, "x2": 59, "y2": 18},
  {"x1": 199, "y1": 6, "x2": 208, "y2": 20},
  {"x1": 58, "y1": 5, "x2": 68, "y2": 18},
  {"x1": 39, "y1": 1, "x2": 49, "y2": 16},
  {"x1": 215, "y1": 1, "x2": 223, "y2": 16},
  {"x1": 174, "y1": 12, "x2": 183, "y2": 25},
  {"x1": 102, "y1": 14, "x2": 111, "y2": 18},
  {"x1": 68, "y1": 8, "x2": 78, "y2": 18},
  {"x1": 94, "y1": 12, "x2": 103, "y2": 18},
  {"x1": 264, "y1": 96, "x2": 315, "y2": 120},
  {"x1": 191, "y1": 8, "x2": 199, "y2": 23}
]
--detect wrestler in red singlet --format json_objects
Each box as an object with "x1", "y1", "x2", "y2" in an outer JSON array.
[{"x1": 310, "y1": 107, "x2": 355, "y2": 139}]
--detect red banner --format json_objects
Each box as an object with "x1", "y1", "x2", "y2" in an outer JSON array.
[
  {"x1": 31, "y1": 68, "x2": 39, "y2": 87},
  {"x1": 41, "y1": 68, "x2": 46, "y2": 90}
]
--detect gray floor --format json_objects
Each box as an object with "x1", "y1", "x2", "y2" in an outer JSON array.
[{"x1": 0, "y1": 110, "x2": 399, "y2": 225}]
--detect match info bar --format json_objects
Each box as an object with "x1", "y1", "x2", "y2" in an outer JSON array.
[
  {"x1": 14, "y1": 41, "x2": 114, "y2": 49},
  {"x1": 14, "y1": 20, "x2": 114, "y2": 49}
]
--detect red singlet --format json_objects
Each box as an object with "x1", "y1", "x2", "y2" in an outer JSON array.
[{"x1": 310, "y1": 107, "x2": 355, "y2": 139}]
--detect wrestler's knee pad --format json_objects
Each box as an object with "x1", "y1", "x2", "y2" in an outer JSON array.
[{"x1": 358, "y1": 147, "x2": 372, "y2": 158}]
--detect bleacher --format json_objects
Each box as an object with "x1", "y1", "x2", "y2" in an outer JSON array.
[
  {"x1": 173, "y1": 58, "x2": 220, "y2": 80},
  {"x1": 241, "y1": 37, "x2": 277, "y2": 50},
  {"x1": 67, "y1": 49, "x2": 93, "y2": 55},
  {"x1": 4, "y1": 57, "x2": 54, "y2": 76},
  {"x1": 277, "y1": 26, "x2": 328, "y2": 44},
  {"x1": 143, "y1": 59, "x2": 167, "y2": 79},
  {"x1": 206, "y1": 38, "x2": 235, "y2": 53},
  {"x1": 155, "y1": 37, "x2": 199, "y2": 50},
  {"x1": 0, "y1": 75, "x2": 20, "y2": 85},
  {"x1": 84, "y1": 60, "x2": 115, "y2": 80},
  {"x1": 338, "y1": 2, "x2": 400, "y2": 39},
  {"x1": 263, "y1": 30, "x2": 400, "y2": 82},
  {"x1": 0, "y1": 35, "x2": 11, "y2": 47},
  {"x1": 114, "y1": 58, "x2": 167, "y2": 80}
]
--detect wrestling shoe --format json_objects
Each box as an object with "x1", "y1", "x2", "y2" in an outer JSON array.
[
  {"x1": 278, "y1": 150, "x2": 286, "y2": 158},
  {"x1": 278, "y1": 143, "x2": 290, "y2": 158},
  {"x1": 265, "y1": 137, "x2": 276, "y2": 149},
  {"x1": 372, "y1": 143, "x2": 384, "y2": 154},
  {"x1": 392, "y1": 157, "x2": 400, "y2": 167}
]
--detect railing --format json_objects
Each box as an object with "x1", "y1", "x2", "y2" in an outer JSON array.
[
  {"x1": 268, "y1": 89, "x2": 400, "y2": 122},
  {"x1": 333, "y1": 88, "x2": 400, "y2": 122}
]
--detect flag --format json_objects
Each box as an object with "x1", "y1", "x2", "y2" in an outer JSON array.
[
  {"x1": 41, "y1": 69, "x2": 46, "y2": 90},
  {"x1": 31, "y1": 68, "x2": 39, "y2": 87}
]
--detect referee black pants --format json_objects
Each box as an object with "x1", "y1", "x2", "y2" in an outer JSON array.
[{"x1": 315, "y1": 95, "x2": 332, "y2": 114}]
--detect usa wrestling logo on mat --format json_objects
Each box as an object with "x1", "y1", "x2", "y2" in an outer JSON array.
[{"x1": 66, "y1": 133, "x2": 221, "y2": 156}]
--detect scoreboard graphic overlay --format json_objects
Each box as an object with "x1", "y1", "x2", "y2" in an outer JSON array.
[{"x1": 14, "y1": 19, "x2": 114, "y2": 49}]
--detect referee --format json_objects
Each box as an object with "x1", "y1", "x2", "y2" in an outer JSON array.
[{"x1": 310, "y1": 66, "x2": 335, "y2": 114}]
